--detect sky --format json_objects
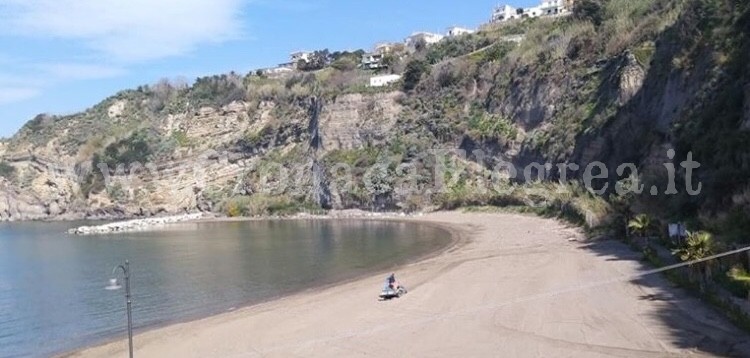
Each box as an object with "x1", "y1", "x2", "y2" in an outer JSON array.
[{"x1": 0, "y1": 0, "x2": 538, "y2": 138}]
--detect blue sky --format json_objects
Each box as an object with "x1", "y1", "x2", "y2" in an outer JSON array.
[{"x1": 0, "y1": 0, "x2": 538, "y2": 138}]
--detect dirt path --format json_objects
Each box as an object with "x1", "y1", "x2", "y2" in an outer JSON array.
[{"x1": 72, "y1": 212, "x2": 750, "y2": 357}]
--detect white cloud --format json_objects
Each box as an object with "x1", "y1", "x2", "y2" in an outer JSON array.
[
  {"x1": 0, "y1": 0, "x2": 247, "y2": 62},
  {"x1": 0, "y1": 63, "x2": 126, "y2": 105},
  {"x1": 35, "y1": 63, "x2": 126, "y2": 80},
  {"x1": 0, "y1": 87, "x2": 40, "y2": 105},
  {"x1": 0, "y1": 0, "x2": 249, "y2": 108}
]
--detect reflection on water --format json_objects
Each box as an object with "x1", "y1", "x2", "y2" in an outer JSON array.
[{"x1": 0, "y1": 219, "x2": 450, "y2": 358}]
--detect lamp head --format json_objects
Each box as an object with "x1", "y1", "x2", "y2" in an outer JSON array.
[{"x1": 105, "y1": 278, "x2": 122, "y2": 291}]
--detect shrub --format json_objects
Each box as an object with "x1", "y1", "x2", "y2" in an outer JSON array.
[
  {"x1": 435, "y1": 180, "x2": 613, "y2": 231},
  {"x1": 242, "y1": 125, "x2": 275, "y2": 149},
  {"x1": 673, "y1": 231, "x2": 717, "y2": 262},
  {"x1": 331, "y1": 57, "x2": 358, "y2": 71},
  {"x1": 22, "y1": 114, "x2": 55, "y2": 133},
  {"x1": 402, "y1": 59, "x2": 430, "y2": 91},
  {"x1": 574, "y1": 0, "x2": 605, "y2": 26},
  {"x1": 225, "y1": 198, "x2": 246, "y2": 217},
  {"x1": 631, "y1": 41, "x2": 656, "y2": 66},
  {"x1": 189, "y1": 73, "x2": 246, "y2": 108},
  {"x1": 107, "y1": 182, "x2": 128, "y2": 204},
  {"x1": 171, "y1": 130, "x2": 191, "y2": 147},
  {"x1": 298, "y1": 49, "x2": 330, "y2": 72},
  {"x1": 248, "y1": 81, "x2": 288, "y2": 101},
  {"x1": 723, "y1": 265, "x2": 750, "y2": 298},
  {"x1": 434, "y1": 63, "x2": 459, "y2": 88},
  {"x1": 0, "y1": 161, "x2": 16, "y2": 181},
  {"x1": 628, "y1": 214, "x2": 653, "y2": 237},
  {"x1": 98, "y1": 130, "x2": 155, "y2": 168},
  {"x1": 471, "y1": 42, "x2": 516, "y2": 63},
  {"x1": 466, "y1": 112, "x2": 518, "y2": 142},
  {"x1": 425, "y1": 33, "x2": 492, "y2": 64},
  {"x1": 223, "y1": 195, "x2": 321, "y2": 217}
]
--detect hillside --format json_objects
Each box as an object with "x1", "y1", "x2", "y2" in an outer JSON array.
[{"x1": 0, "y1": 0, "x2": 748, "y2": 243}]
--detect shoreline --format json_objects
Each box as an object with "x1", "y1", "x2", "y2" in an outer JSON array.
[
  {"x1": 69, "y1": 212, "x2": 750, "y2": 357},
  {"x1": 60, "y1": 216, "x2": 467, "y2": 357},
  {"x1": 66, "y1": 209, "x2": 428, "y2": 235}
]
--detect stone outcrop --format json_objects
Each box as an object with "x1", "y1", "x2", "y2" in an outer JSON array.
[
  {"x1": 0, "y1": 181, "x2": 48, "y2": 221},
  {"x1": 617, "y1": 51, "x2": 646, "y2": 105}
]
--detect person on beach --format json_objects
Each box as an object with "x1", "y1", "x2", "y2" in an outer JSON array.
[{"x1": 386, "y1": 273, "x2": 398, "y2": 290}]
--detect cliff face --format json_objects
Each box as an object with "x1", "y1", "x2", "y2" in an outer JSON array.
[
  {"x1": 0, "y1": 88, "x2": 405, "y2": 220},
  {"x1": 0, "y1": 181, "x2": 47, "y2": 221},
  {"x1": 1, "y1": 0, "x2": 748, "y2": 225},
  {"x1": 319, "y1": 92, "x2": 403, "y2": 151}
]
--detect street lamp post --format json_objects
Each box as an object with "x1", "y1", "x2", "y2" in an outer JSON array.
[{"x1": 106, "y1": 260, "x2": 134, "y2": 358}]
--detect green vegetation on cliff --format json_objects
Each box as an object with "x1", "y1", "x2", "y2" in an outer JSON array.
[{"x1": 2, "y1": 0, "x2": 748, "y2": 253}]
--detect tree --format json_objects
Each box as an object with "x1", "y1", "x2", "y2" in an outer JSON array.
[
  {"x1": 574, "y1": 0, "x2": 605, "y2": 26},
  {"x1": 674, "y1": 231, "x2": 715, "y2": 262},
  {"x1": 414, "y1": 38, "x2": 428, "y2": 53},
  {"x1": 331, "y1": 56, "x2": 357, "y2": 71},
  {"x1": 673, "y1": 231, "x2": 718, "y2": 290},
  {"x1": 298, "y1": 49, "x2": 331, "y2": 72},
  {"x1": 189, "y1": 73, "x2": 246, "y2": 107},
  {"x1": 402, "y1": 59, "x2": 429, "y2": 91},
  {"x1": 382, "y1": 53, "x2": 397, "y2": 68},
  {"x1": 330, "y1": 49, "x2": 365, "y2": 63},
  {"x1": 147, "y1": 78, "x2": 183, "y2": 112},
  {"x1": 628, "y1": 213, "x2": 653, "y2": 247},
  {"x1": 628, "y1": 214, "x2": 652, "y2": 238}
]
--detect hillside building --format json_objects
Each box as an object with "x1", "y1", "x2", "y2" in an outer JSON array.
[
  {"x1": 361, "y1": 52, "x2": 387, "y2": 70},
  {"x1": 491, "y1": 0, "x2": 574, "y2": 22},
  {"x1": 447, "y1": 26, "x2": 475, "y2": 37},
  {"x1": 405, "y1": 32, "x2": 445, "y2": 50}
]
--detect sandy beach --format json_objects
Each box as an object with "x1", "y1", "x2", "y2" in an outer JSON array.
[{"x1": 71, "y1": 212, "x2": 750, "y2": 357}]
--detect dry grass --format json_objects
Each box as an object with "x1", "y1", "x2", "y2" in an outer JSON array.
[
  {"x1": 510, "y1": 18, "x2": 595, "y2": 64},
  {"x1": 507, "y1": 0, "x2": 688, "y2": 64}
]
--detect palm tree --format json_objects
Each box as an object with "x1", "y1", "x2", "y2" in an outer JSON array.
[
  {"x1": 628, "y1": 214, "x2": 652, "y2": 238},
  {"x1": 673, "y1": 231, "x2": 717, "y2": 290},
  {"x1": 628, "y1": 214, "x2": 652, "y2": 247}
]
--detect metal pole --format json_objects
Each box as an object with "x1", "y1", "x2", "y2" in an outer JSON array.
[{"x1": 124, "y1": 260, "x2": 133, "y2": 358}]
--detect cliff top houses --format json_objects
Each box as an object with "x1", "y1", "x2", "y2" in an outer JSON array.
[
  {"x1": 491, "y1": 0, "x2": 575, "y2": 22},
  {"x1": 404, "y1": 32, "x2": 446, "y2": 50},
  {"x1": 447, "y1": 26, "x2": 476, "y2": 37},
  {"x1": 262, "y1": 1, "x2": 573, "y2": 76}
]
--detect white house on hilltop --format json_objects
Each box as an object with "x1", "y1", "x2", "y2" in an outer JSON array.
[
  {"x1": 492, "y1": 5, "x2": 519, "y2": 22},
  {"x1": 405, "y1": 32, "x2": 445, "y2": 50},
  {"x1": 290, "y1": 51, "x2": 312, "y2": 64},
  {"x1": 362, "y1": 52, "x2": 387, "y2": 70},
  {"x1": 492, "y1": 0, "x2": 575, "y2": 22},
  {"x1": 447, "y1": 26, "x2": 475, "y2": 37},
  {"x1": 374, "y1": 42, "x2": 401, "y2": 54}
]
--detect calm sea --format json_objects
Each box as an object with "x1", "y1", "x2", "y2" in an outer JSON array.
[{"x1": 0, "y1": 219, "x2": 450, "y2": 357}]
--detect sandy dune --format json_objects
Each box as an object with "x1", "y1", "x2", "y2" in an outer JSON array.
[{"x1": 72, "y1": 212, "x2": 750, "y2": 357}]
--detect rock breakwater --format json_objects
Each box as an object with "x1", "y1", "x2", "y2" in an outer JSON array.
[{"x1": 69, "y1": 213, "x2": 205, "y2": 235}]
